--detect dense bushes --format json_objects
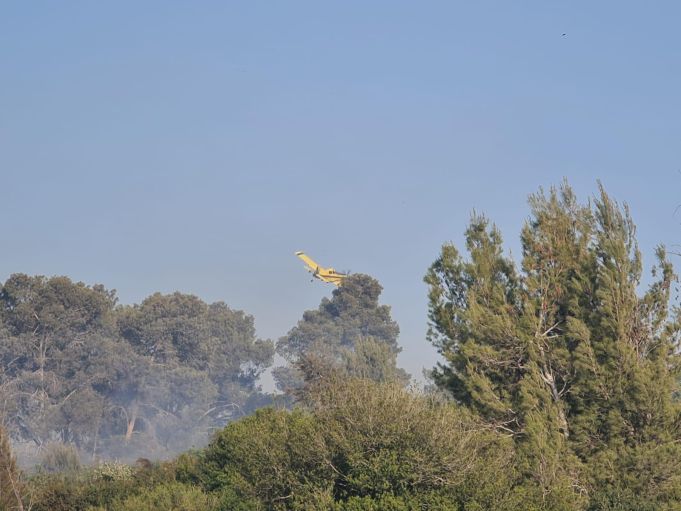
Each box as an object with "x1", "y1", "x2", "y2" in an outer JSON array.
[
  {"x1": 197, "y1": 378, "x2": 531, "y2": 510},
  {"x1": 27, "y1": 461, "x2": 175, "y2": 511},
  {"x1": 201, "y1": 408, "x2": 333, "y2": 506},
  {"x1": 20, "y1": 378, "x2": 531, "y2": 510},
  {"x1": 96, "y1": 482, "x2": 220, "y2": 511},
  {"x1": 17, "y1": 369, "x2": 681, "y2": 509}
]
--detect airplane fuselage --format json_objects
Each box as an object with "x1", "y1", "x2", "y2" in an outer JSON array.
[{"x1": 295, "y1": 251, "x2": 347, "y2": 286}]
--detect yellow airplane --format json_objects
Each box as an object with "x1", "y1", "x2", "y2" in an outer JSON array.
[{"x1": 295, "y1": 251, "x2": 348, "y2": 286}]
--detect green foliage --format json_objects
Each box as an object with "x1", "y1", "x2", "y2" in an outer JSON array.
[
  {"x1": 425, "y1": 182, "x2": 681, "y2": 508},
  {"x1": 0, "y1": 275, "x2": 274, "y2": 461},
  {"x1": 275, "y1": 274, "x2": 408, "y2": 392},
  {"x1": 28, "y1": 471, "x2": 128, "y2": 511},
  {"x1": 278, "y1": 274, "x2": 400, "y2": 359},
  {"x1": 0, "y1": 275, "x2": 117, "y2": 449},
  {"x1": 104, "y1": 482, "x2": 219, "y2": 511},
  {"x1": 201, "y1": 407, "x2": 334, "y2": 508},
  {"x1": 306, "y1": 377, "x2": 521, "y2": 509},
  {"x1": 90, "y1": 461, "x2": 134, "y2": 482},
  {"x1": 8, "y1": 181, "x2": 681, "y2": 510},
  {"x1": 331, "y1": 493, "x2": 454, "y2": 510},
  {"x1": 199, "y1": 377, "x2": 529, "y2": 510},
  {"x1": 116, "y1": 293, "x2": 274, "y2": 392},
  {"x1": 27, "y1": 460, "x2": 179, "y2": 511},
  {"x1": 341, "y1": 336, "x2": 410, "y2": 385}
]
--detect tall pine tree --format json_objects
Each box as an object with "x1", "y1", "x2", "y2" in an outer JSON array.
[{"x1": 426, "y1": 182, "x2": 681, "y2": 509}]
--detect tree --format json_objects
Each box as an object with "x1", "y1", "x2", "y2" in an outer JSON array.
[
  {"x1": 0, "y1": 275, "x2": 117, "y2": 449},
  {"x1": 116, "y1": 293, "x2": 274, "y2": 425},
  {"x1": 425, "y1": 182, "x2": 681, "y2": 508},
  {"x1": 341, "y1": 336, "x2": 408, "y2": 384},
  {"x1": 274, "y1": 274, "x2": 407, "y2": 391},
  {"x1": 0, "y1": 277, "x2": 275, "y2": 461}
]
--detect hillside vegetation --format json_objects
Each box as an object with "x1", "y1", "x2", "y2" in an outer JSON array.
[{"x1": 2, "y1": 182, "x2": 681, "y2": 510}]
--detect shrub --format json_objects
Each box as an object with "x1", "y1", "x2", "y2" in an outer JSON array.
[
  {"x1": 105, "y1": 482, "x2": 219, "y2": 511},
  {"x1": 200, "y1": 407, "x2": 334, "y2": 509},
  {"x1": 200, "y1": 378, "x2": 528, "y2": 510},
  {"x1": 27, "y1": 460, "x2": 177, "y2": 511}
]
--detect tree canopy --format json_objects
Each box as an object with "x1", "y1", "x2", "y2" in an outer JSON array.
[
  {"x1": 425, "y1": 182, "x2": 681, "y2": 508},
  {"x1": 0, "y1": 276, "x2": 274, "y2": 462},
  {"x1": 5, "y1": 181, "x2": 681, "y2": 510},
  {"x1": 274, "y1": 274, "x2": 408, "y2": 392}
]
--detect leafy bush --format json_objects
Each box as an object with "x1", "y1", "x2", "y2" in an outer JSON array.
[
  {"x1": 90, "y1": 461, "x2": 133, "y2": 482},
  {"x1": 104, "y1": 482, "x2": 219, "y2": 511},
  {"x1": 198, "y1": 378, "x2": 531, "y2": 510},
  {"x1": 27, "y1": 460, "x2": 177, "y2": 511},
  {"x1": 200, "y1": 407, "x2": 334, "y2": 508}
]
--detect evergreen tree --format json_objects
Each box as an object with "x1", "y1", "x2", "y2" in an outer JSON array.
[
  {"x1": 274, "y1": 274, "x2": 407, "y2": 391},
  {"x1": 425, "y1": 182, "x2": 681, "y2": 508}
]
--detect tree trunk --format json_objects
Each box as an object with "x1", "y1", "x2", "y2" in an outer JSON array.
[
  {"x1": 540, "y1": 367, "x2": 569, "y2": 438},
  {"x1": 125, "y1": 402, "x2": 138, "y2": 442}
]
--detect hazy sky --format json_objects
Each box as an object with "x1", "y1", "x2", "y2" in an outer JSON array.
[{"x1": 2, "y1": 2, "x2": 681, "y2": 387}]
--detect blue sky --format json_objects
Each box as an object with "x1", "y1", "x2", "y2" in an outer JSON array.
[{"x1": 2, "y1": 2, "x2": 681, "y2": 386}]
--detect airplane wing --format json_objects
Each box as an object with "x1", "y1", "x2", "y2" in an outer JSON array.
[
  {"x1": 295, "y1": 251, "x2": 322, "y2": 273},
  {"x1": 295, "y1": 251, "x2": 347, "y2": 286}
]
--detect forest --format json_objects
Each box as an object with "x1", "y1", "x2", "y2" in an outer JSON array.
[{"x1": 2, "y1": 182, "x2": 681, "y2": 510}]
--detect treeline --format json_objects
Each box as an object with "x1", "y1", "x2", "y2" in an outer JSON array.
[
  {"x1": 0, "y1": 269, "x2": 405, "y2": 466},
  {"x1": 3, "y1": 181, "x2": 681, "y2": 510},
  {"x1": 0, "y1": 279, "x2": 275, "y2": 462}
]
